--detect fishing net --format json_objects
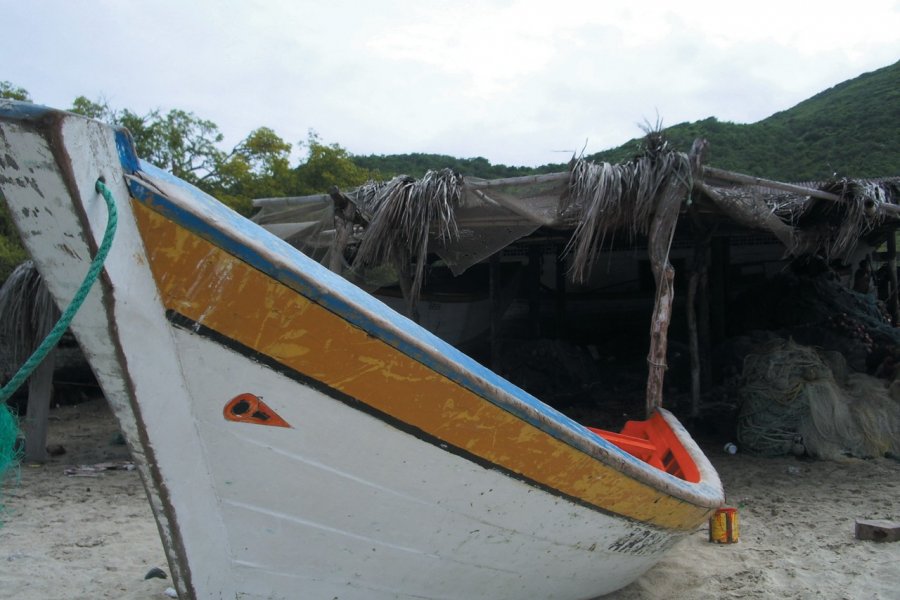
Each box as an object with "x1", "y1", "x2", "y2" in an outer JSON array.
[
  {"x1": 736, "y1": 338, "x2": 900, "y2": 459},
  {"x1": 0, "y1": 260, "x2": 57, "y2": 521},
  {"x1": 0, "y1": 400, "x2": 19, "y2": 520}
]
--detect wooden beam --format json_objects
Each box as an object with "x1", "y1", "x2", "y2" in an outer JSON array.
[
  {"x1": 465, "y1": 172, "x2": 569, "y2": 189},
  {"x1": 23, "y1": 349, "x2": 55, "y2": 463},
  {"x1": 253, "y1": 193, "x2": 330, "y2": 208},
  {"x1": 702, "y1": 166, "x2": 900, "y2": 218}
]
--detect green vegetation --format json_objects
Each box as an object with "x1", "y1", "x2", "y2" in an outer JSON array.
[
  {"x1": 352, "y1": 60, "x2": 900, "y2": 181},
  {"x1": 0, "y1": 82, "x2": 30, "y2": 102},
  {"x1": 1, "y1": 59, "x2": 898, "y2": 280},
  {"x1": 351, "y1": 153, "x2": 557, "y2": 179},
  {"x1": 588, "y1": 60, "x2": 900, "y2": 181},
  {"x1": 0, "y1": 87, "x2": 375, "y2": 281},
  {"x1": 0, "y1": 201, "x2": 27, "y2": 283}
]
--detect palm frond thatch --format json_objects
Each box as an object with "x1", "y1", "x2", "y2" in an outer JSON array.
[
  {"x1": 561, "y1": 146, "x2": 692, "y2": 282},
  {"x1": 816, "y1": 179, "x2": 888, "y2": 261},
  {"x1": 0, "y1": 260, "x2": 59, "y2": 366},
  {"x1": 353, "y1": 169, "x2": 462, "y2": 307}
]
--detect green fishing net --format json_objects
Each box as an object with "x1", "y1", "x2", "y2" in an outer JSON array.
[{"x1": 0, "y1": 401, "x2": 20, "y2": 520}]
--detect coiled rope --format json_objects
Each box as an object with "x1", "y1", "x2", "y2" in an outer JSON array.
[{"x1": 1, "y1": 179, "x2": 117, "y2": 485}]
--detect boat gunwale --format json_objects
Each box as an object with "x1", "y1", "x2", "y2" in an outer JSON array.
[
  {"x1": 0, "y1": 101, "x2": 723, "y2": 515},
  {"x1": 125, "y1": 158, "x2": 723, "y2": 514}
]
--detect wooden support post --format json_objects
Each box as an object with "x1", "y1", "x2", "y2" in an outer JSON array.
[
  {"x1": 23, "y1": 349, "x2": 55, "y2": 463},
  {"x1": 646, "y1": 266, "x2": 676, "y2": 417},
  {"x1": 710, "y1": 236, "x2": 729, "y2": 344},
  {"x1": 644, "y1": 140, "x2": 704, "y2": 417},
  {"x1": 328, "y1": 186, "x2": 366, "y2": 275},
  {"x1": 687, "y1": 228, "x2": 711, "y2": 420},
  {"x1": 645, "y1": 182, "x2": 690, "y2": 416},
  {"x1": 699, "y1": 261, "x2": 712, "y2": 391},
  {"x1": 527, "y1": 245, "x2": 541, "y2": 338},
  {"x1": 489, "y1": 253, "x2": 502, "y2": 370},
  {"x1": 888, "y1": 232, "x2": 899, "y2": 325},
  {"x1": 555, "y1": 246, "x2": 566, "y2": 338}
]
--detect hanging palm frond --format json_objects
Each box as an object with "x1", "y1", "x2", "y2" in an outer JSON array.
[
  {"x1": 351, "y1": 179, "x2": 390, "y2": 222},
  {"x1": 353, "y1": 169, "x2": 463, "y2": 308},
  {"x1": 820, "y1": 179, "x2": 887, "y2": 261},
  {"x1": 0, "y1": 260, "x2": 59, "y2": 366},
  {"x1": 561, "y1": 132, "x2": 692, "y2": 282}
]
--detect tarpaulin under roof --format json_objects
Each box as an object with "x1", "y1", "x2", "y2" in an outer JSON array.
[{"x1": 252, "y1": 157, "x2": 900, "y2": 283}]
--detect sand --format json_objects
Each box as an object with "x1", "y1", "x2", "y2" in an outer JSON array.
[{"x1": 1, "y1": 396, "x2": 899, "y2": 599}]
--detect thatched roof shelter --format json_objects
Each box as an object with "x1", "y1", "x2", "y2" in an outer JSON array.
[
  {"x1": 254, "y1": 145, "x2": 899, "y2": 280},
  {"x1": 251, "y1": 137, "x2": 900, "y2": 422},
  {"x1": 252, "y1": 137, "x2": 899, "y2": 315}
]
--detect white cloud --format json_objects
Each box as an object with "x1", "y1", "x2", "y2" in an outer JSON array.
[{"x1": 2, "y1": 0, "x2": 898, "y2": 166}]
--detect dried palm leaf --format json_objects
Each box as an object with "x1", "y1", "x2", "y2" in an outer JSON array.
[
  {"x1": 824, "y1": 180, "x2": 887, "y2": 260},
  {"x1": 0, "y1": 261, "x2": 60, "y2": 365},
  {"x1": 561, "y1": 133, "x2": 692, "y2": 282},
  {"x1": 354, "y1": 169, "x2": 462, "y2": 309}
]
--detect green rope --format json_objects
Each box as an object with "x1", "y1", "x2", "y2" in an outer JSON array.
[
  {"x1": 2, "y1": 179, "x2": 117, "y2": 518},
  {"x1": 0, "y1": 179, "x2": 118, "y2": 404}
]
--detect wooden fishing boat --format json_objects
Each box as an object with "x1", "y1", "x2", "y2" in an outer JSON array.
[{"x1": 0, "y1": 102, "x2": 723, "y2": 600}]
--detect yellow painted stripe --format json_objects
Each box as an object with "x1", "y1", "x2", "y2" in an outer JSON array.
[{"x1": 132, "y1": 200, "x2": 711, "y2": 530}]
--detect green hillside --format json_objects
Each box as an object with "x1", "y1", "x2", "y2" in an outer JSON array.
[
  {"x1": 350, "y1": 153, "x2": 559, "y2": 180},
  {"x1": 354, "y1": 60, "x2": 900, "y2": 182},
  {"x1": 590, "y1": 60, "x2": 900, "y2": 180}
]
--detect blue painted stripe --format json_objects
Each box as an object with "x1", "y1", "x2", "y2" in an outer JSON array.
[
  {"x1": 127, "y1": 159, "x2": 706, "y2": 500},
  {"x1": 126, "y1": 170, "x2": 602, "y2": 426},
  {"x1": 115, "y1": 129, "x2": 140, "y2": 174},
  {"x1": 0, "y1": 100, "x2": 56, "y2": 120},
  {"x1": 126, "y1": 173, "x2": 565, "y2": 412},
  {"x1": 0, "y1": 102, "x2": 715, "y2": 508}
]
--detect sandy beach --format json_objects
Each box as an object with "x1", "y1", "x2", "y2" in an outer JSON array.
[{"x1": 2, "y1": 396, "x2": 898, "y2": 599}]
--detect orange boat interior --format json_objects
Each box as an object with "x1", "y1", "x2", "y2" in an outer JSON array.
[{"x1": 588, "y1": 411, "x2": 701, "y2": 483}]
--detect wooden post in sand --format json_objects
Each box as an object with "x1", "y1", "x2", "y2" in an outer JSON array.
[
  {"x1": 489, "y1": 252, "x2": 502, "y2": 370},
  {"x1": 644, "y1": 140, "x2": 706, "y2": 417},
  {"x1": 23, "y1": 349, "x2": 55, "y2": 463},
  {"x1": 644, "y1": 175, "x2": 692, "y2": 415},
  {"x1": 887, "y1": 233, "x2": 899, "y2": 325},
  {"x1": 687, "y1": 224, "x2": 711, "y2": 419}
]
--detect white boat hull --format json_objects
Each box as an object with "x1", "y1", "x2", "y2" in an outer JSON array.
[{"x1": 0, "y1": 102, "x2": 723, "y2": 599}]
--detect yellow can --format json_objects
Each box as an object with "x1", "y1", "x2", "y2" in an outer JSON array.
[{"x1": 709, "y1": 507, "x2": 739, "y2": 543}]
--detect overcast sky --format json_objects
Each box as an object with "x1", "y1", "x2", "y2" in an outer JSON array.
[{"x1": 3, "y1": 0, "x2": 899, "y2": 167}]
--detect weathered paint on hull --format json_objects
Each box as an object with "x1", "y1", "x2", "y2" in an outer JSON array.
[
  {"x1": 130, "y1": 198, "x2": 710, "y2": 530},
  {"x1": 173, "y1": 327, "x2": 681, "y2": 598},
  {"x1": 0, "y1": 103, "x2": 724, "y2": 599}
]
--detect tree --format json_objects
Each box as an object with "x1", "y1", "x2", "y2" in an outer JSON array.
[
  {"x1": 69, "y1": 96, "x2": 114, "y2": 120},
  {"x1": 296, "y1": 131, "x2": 374, "y2": 195},
  {"x1": 126, "y1": 109, "x2": 226, "y2": 185},
  {"x1": 0, "y1": 83, "x2": 378, "y2": 220},
  {"x1": 0, "y1": 82, "x2": 30, "y2": 102},
  {"x1": 0, "y1": 202, "x2": 27, "y2": 283},
  {"x1": 216, "y1": 127, "x2": 296, "y2": 214}
]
